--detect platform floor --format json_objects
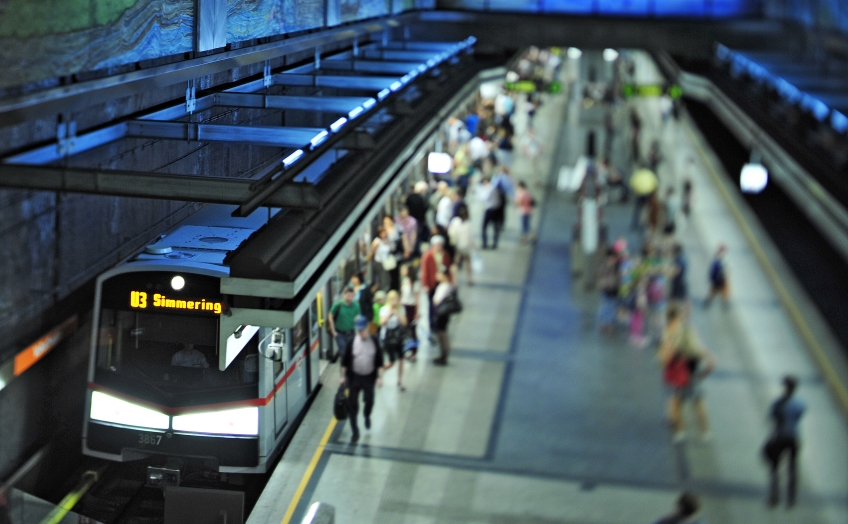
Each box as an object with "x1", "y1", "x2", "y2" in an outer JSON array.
[{"x1": 248, "y1": 51, "x2": 848, "y2": 524}]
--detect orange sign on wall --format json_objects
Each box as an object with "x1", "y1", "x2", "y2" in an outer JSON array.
[{"x1": 13, "y1": 315, "x2": 79, "y2": 376}]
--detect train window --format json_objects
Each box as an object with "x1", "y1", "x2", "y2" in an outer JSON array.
[
  {"x1": 291, "y1": 314, "x2": 309, "y2": 360},
  {"x1": 94, "y1": 308, "x2": 258, "y2": 404}
]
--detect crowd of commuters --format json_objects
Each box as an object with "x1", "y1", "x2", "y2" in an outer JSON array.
[
  {"x1": 591, "y1": 52, "x2": 806, "y2": 516},
  {"x1": 330, "y1": 47, "x2": 555, "y2": 444}
]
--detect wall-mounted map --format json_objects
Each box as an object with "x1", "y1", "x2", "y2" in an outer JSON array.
[{"x1": 0, "y1": 0, "x2": 194, "y2": 89}]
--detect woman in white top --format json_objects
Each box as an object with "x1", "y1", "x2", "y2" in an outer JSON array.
[
  {"x1": 448, "y1": 204, "x2": 475, "y2": 285},
  {"x1": 379, "y1": 290, "x2": 408, "y2": 390},
  {"x1": 366, "y1": 226, "x2": 394, "y2": 291},
  {"x1": 432, "y1": 269, "x2": 455, "y2": 365},
  {"x1": 382, "y1": 216, "x2": 401, "y2": 289},
  {"x1": 399, "y1": 264, "x2": 420, "y2": 362}
]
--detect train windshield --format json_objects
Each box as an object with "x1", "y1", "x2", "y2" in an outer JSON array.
[{"x1": 94, "y1": 308, "x2": 259, "y2": 406}]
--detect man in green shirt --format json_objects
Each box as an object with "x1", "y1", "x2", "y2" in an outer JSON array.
[{"x1": 328, "y1": 287, "x2": 360, "y2": 361}]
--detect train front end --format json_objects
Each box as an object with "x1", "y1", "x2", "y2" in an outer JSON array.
[{"x1": 82, "y1": 268, "x2": 264, "y2": 472}]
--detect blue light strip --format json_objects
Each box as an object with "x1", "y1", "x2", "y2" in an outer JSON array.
[
  {"x1": 389, "y1": 81, "x2": 403, "y2": 92},
  {"x1": 362, "y1": 98, "x2": 376, "y2": 109},
  {"x1": 309, "y1": 130, "x2": 329, "y2": 149},
  {"x1": 348, "y1": 106, "x2": 364, "y2": 119},
  {"x1": 330, "y1": 117, "x2": 347, "y2": 133},
  {"x1": 718, "y1": 46, "x2": 842, "y2": 130},
  {"x1": 377, "y1": 88, "x2": 391, "y2": 100},
  {"x1": 283, "y1": 149, "x2": 304, "y2": 168}
]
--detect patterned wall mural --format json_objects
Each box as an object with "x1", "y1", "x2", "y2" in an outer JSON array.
[
  {"x1": 0, "y1": 0, "x2": 194, "y2": 89},
  {"x1": 0, "y1": 0, "x2": 417, "y2": 91}
]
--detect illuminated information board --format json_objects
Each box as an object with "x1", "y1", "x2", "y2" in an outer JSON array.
[{"x1": 130, "y1": 291, "x2": 224, "y2": 315}]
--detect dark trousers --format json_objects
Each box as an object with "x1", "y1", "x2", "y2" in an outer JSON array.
[
  {"x1": 767, "y1": 436, "x2": 799, "y2": 504},
  {"x1": 347, "y1": 373, "x2": 376, "y2": 432},
  {"x1": 482, "y1": 208, "x2": 503, "y2": 249},
  {"x1": 334, "y1": 331, "x2": 354, "y2": 361},
  {"x1": 630, "y1": 195, "x2": 648, "y2": 231}
]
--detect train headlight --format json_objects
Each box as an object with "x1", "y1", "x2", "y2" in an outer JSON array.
[
  {"x1": 90, "y1": 391, "x2": 169, "y2": 430},
  {"x1": 171, "y1": 275, "x2": 185, "y2": 290},
  {"x1": 172, "y1": 407, "x2": 259, "y2": 436}
]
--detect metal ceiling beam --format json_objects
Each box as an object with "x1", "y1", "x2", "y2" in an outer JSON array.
[
  {"x1": 213, "y1": 93, "x2": 374, "y2": 113},
  {"x1": 0, "y1": 13, "x2": 416, "y2": 124},
  {"x1": 360, "y1": 50, "x2": 442, "y2": 61},
  {"x1": 272, "y1": 74, "x2": 396, "y2": 91},
  {"x1": 318, "y1": 60, "x2": 424, "y2": 74},
  {"x1": 0, "y1": 164, "x2": 320, "y2": 208},
  {"x1": 126, "y1": 121, "x2": 325, "y2": 148}
]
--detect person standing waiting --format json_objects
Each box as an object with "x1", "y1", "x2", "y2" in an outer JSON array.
[
  {"x1": 763, "y1": 375, "x2": 805, "y2": 508},
  {"x1": 420, "y1": 235, "x2": 452, "y2": 335},
  {"x1": 380, "y1": 290, "x2": 408, "y2": 391},
  {"x1": 703, "y1": 244, "x2": 729, "y2": 309},
  {"x1": 514, "y1": 180, "x2": 535, "y2": 244},
  {"x1": 340, "y1": 315, "x2": 383, "y2": 443},
  {"x1": 327, "y1": 286, "x2": 360, "y2": 361}
]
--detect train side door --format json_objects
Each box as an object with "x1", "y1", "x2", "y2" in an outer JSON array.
[
  {"x1": 286, "y1": 314, "x2": 308, "y2": 419},
  {"x1": 270, "y1": 331, "x2": 287, "y2": 436},
  {"x1": 308, "y1": 297, "x2": 322, "y2": 392}
]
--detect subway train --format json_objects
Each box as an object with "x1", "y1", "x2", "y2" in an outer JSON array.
[
  {"x1": 81, "y1": 170, "x2": 421, "y2": 474},
  {"x1": 82, "y1": 204, "x2": 322, "y2": 474}
]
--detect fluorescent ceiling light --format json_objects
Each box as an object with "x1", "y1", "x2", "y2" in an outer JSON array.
[
  {"x1": 362, "y1": 98, "x2": 376, "y2": 109},
  {"x1": 567, "y1": 47, "x2": 582, "y2": 59},
  {"x1": 90, "y1": 391, "x2": 169, "y2": 430},
  {"x1": 389, "y1": 81, "x2": 403, "y2": 92},
  {"x1": 172, "y1": 407, "x2": 259, "y2": 436},
  {"x1": 377, "y1": 89, "x2": 391, "y2": 100},
  {"x1": 348, "y1": 106, "x2": 364, "y2": 120}
]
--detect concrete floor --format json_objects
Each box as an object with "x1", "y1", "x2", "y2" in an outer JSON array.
[{"x1": 248, "y1": 51, "x2": 848, "y2": 524}]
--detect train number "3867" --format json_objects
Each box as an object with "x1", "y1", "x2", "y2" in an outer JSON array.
[{"x1": 138, "y1": 433, "x2": 162, "y2": 445}]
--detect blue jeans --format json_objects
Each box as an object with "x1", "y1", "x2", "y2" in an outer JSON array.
[
  {"x1": 335, "y1": 331, "x2": 355, "y2": 360},
  {"x1": 520, "y1": 213, "x2": 531, "y2": 235}
]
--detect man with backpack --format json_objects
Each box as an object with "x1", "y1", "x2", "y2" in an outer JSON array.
[
  {"x1": 658, "y1": 306, "x2": 716, "y2": 443},
  {"x1": 704, "y1": 244, "x2": 729, "y2": 309}
]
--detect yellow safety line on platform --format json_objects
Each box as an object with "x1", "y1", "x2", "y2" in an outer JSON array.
[
  {"x1": 685, "y1": 123, "x2": 848, "y2": 417},
  {"x1": 281, "y1": 417, "x2": 337, "y2": 524}
]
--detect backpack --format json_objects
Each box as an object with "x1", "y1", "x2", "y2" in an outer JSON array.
[
  {"x1": 333, "y1": 385, "x2": 349, "y2": 420},
  {"x1": 383, "y1": 325, "x2": 405, "y2": 347}
]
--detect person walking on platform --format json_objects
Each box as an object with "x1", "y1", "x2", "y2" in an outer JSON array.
[
  {"x1": 405, "y1": 181, "x2": 430, "y2": 244},
  {"x1": 399, "y1": 264, "x2": 420, "y2": 362},
  {"x1": 668, "y1": 243, "x2": 689, "y2": 314},
  {"x1": 340, "y1": 315, "x2": 384, "y2": 443},
  {"x1": 514, "y1": 180, "x2": 535, "y2": 244},
  {"x1": 431, "y1": 269, "x2": 456, "y2": 366},
  {"x1": 653, "y1": 492, "x2": 705, "y2": 524},
  {"x1": 659, "y1": 306, "x2": 716, "y2": 443},
  {"x1": 763, "y1": 375, "x2": 805, "y2": 508},
  {"x1": 328, "y1": 286, "x2": 361, "y2": 361},
  {"x1": 479, "y1": 177, "x2": 502, "y2": 249},
  {"x1": 420, "y1": 235, "x2": 452, "y2": 337},
  {"x1": 703, "y1": 244, "x2": 729, "y2": 309},
  {"x1": 380, "y1": 290, "x2": 408, "y2": 391},
  {"x1": 596, "y1": 247, "x2": 620, "y2": 334},
  {"x1": 448, "y1": 204, "x2": 475, "y2": 286}
]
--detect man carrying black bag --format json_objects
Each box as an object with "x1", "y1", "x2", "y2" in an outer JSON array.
[{"x1": 340, "y1": 315, "x2": 383, "y2": 443}]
